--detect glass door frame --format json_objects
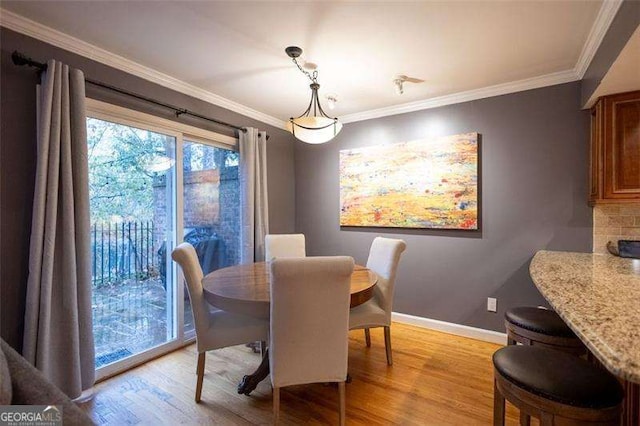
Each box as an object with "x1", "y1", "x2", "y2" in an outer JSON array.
[{"x1": 86, "y1": 98, "x2": 238, "y2": 381}]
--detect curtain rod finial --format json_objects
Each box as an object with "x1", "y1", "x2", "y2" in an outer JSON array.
[
  {"x1": 11, "y1": 50, "x2": 28, "y2": 66},
  {"x1": 11, "y1": 50, "x2": 47, "y2": 71}
]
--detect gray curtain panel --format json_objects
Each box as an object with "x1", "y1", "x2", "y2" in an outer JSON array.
[
  {"x1": 23, "y1": 60, "x2": 95, "y2": 399},
  {"x1": 239, "y1": 128, "x2": 269, "y2": 263}
]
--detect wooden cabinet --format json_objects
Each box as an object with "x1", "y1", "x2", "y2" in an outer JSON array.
[{"x1": 589, "y1": 90, "x2": 640, "y2": 205}]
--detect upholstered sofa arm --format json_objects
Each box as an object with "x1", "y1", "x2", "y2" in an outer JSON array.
[{"x1": 0, "y1": 339, "x2": 94, "y2": 425}]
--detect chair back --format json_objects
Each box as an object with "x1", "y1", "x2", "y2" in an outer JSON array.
[
  {"x1": 269, "y1": 256, "x2": 354, "y2": 388},
  {"x1": 366, "y1": 237, "x2": 406, "y2": 319},
  {"x1": 265, "y1": 233, "x2": 306, "y2": 260},
  {"x1": 172, "y1": 243, "x2": 211, "y2": 346}
]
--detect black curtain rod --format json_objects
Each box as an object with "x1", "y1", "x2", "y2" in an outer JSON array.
[{"x1": 11, "y1": 50, "x2": 253, "y2": 136}]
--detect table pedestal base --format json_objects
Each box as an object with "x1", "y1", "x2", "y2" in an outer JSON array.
[{"x1": 238, "y1": 350, "x2": 270, "y2": 395}]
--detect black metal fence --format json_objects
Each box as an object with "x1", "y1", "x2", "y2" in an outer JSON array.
[{"x1": 91, "y1": 221, "x2": 157, "y2": 287}]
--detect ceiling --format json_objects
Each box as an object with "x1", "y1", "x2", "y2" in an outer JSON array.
[{"x1": 2, "y1": 1, "x2": 607, "y2": 125}]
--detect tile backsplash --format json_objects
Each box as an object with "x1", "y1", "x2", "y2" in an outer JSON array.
[{"x1": 593, "y1": 203, "x2": 640, "y2": 253}]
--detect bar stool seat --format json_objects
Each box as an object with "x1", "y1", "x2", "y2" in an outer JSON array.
[
  {"x1": 505, "y1": 307, "x2": 575, "y2": 337},
  {"x1": 505, "y1": 307, "x2": 585, "y2": 355},
  {"x1": 493, "y1": 346, "x2": 623, "y2": 425}
]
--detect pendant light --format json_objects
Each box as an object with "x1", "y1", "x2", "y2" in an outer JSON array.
[{"x1": 285, "y1": 46, "x2": 342, "y2": 144}]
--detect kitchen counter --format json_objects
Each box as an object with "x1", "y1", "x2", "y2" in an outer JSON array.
[{"x1": 530, "y1": 250, "x2": 640, "y2": 383}]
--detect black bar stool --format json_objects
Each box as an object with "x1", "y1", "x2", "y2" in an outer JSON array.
[
  {"x1": 505, "y1": 307, "x2": 585, "y2": 355},
  {"x1": 493, "y1": 346, "x2": 623, "y2": 425}
]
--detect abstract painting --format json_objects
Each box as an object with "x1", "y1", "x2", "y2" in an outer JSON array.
[{"x1": 339, "y1": 132, "x2": 479, "y2": 229}]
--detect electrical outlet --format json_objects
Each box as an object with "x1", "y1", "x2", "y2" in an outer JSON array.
[{"x1": 487, "y1": 297, "x2": 497, "y2": 313}]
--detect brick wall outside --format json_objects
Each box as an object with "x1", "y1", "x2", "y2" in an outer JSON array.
[
  {"x1": 183, "y1": 169, "x2": 220, "y2": 227},
  {"x1": 153, "y1": 166, "x2": 240, "y2": 265},
  {"x1": 153, "y1": 174, "x2": 170, "y2": 255},
  {"x1": 593, "y1": 203, "x2": 640, "y2": 253}
]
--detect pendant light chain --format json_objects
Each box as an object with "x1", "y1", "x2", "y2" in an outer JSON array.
[{"x1": 290, "y1": 57, "x2": 318, "y2": 84}]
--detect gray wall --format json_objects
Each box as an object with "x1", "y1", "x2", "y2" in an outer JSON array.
[
  {"x1": 581, "y1": 0, "x2": 640, "y2": 106},
  {"x1": 295, "y1": 82, "x2": 592, "y2": 332},
  {"x1": 0, "y1": 28, "x2": 296, "y2": 351}
]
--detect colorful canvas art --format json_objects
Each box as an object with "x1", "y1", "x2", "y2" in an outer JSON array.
[{"x1": 339, "y1": 132, "x2": 479, "y2": 229}]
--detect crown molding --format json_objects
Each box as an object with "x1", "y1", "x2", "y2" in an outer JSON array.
[
  {"x1": 341, "y1": 0, "x2": 621, "y2": 124},
  {"x1": 0, "y1": 8, "x2": 286, "y2": 130},
  {"x1": 340, "y1": 69, "x2": 578, "y2": 124},
  {"x1": 574, "y1": 0, "x2": 624, "y2": 79},
  {"x1": 1, "y1": 1, "x2": 621, "y2": 127}
]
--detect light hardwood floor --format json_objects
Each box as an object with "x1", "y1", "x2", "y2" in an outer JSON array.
[{"x1": 79, "y1": 323, "x2": 524, "y2": 425}]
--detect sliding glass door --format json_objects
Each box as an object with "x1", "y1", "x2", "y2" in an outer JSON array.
[
  {"x1": 86, "y1": 100, "x2": 241, "y2": 377},
  {"x1": 182, "y1": 140, "x2": 240, "y2": 336},
  {"x1": 87, "y1": 117, "x2": 178, "y2": 374}
]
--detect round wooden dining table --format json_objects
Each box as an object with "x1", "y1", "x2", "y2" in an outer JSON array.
[
  {"x1": 202, "y1": 262, "x2": 378, "y2": 319},
  {"x1": 201, "y1": 261, "x2": 378, "y2": 395}
]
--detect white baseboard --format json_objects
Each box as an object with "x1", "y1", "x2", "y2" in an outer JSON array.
[{"x1": 391, "y1": 312, "x2": 507, "y2": 345}]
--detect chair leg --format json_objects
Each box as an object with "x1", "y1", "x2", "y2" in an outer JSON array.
[
  {"x1": 195, "y1": 352, "x2": 206, "y2": 403},
  {"x1": 273, "y1": 386, "x2": 280, "y2": 425},
  {"x1": 384, "y1": 326, "x2": 393, "y2": 366},
  {"x1": 364, "y1": 328, "x2": 371, "y2": 347},
  {"x1": 338, "y1": 381, "x2": 346, "y2": 426},
  {"x1": 493, "y1": 379, "x2": 505, "y2": 426},
  {"x1": 519, "y1": 411, "x2": 530, "y2": 426}
]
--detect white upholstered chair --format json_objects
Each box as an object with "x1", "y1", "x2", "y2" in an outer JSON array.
[
  {"x1": 349, "y1": 237, "x2": 406, "y2": 366},
  {"x1": 269, "y1": 256, "x2": 354, "y2": 425},
  {"x1": 264, "y1": 233, "x2": 306, "y2": 260},
  {"x1": 172, "y1": 243, "x2": 269, "y2": 402}
]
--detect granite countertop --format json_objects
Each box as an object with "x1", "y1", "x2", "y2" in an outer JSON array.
[{"x1": 530, "y1": 250, "x2": 640, "y2": 383}]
